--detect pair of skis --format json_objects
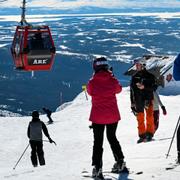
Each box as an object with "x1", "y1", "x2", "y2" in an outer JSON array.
[
  {"x1": 82, "y1": 163, "x2": 180, "y2": 180},
  {"x1": 82, "y1": 169, "x2": 143, "y2": 180}
]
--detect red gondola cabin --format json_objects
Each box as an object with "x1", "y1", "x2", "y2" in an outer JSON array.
[{"x1": 11, "y1": 25, "x2": 56, "y2": 71}]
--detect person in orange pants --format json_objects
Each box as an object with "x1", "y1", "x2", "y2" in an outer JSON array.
[
  {"x1": 136, "y1": 102, "x2": 154, "y2": 141},
  {"x1": 130, "y1": 58, "x2": 157, "y2": 143}
]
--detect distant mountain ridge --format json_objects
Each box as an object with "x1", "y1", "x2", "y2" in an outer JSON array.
[{"x1": 0, "y1": 7, "x2": 180, "y2": 15}]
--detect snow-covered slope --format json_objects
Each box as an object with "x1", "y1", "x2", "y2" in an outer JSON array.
[{"x1": 0, "y1": 87, "x2": 180, "y2": 180}]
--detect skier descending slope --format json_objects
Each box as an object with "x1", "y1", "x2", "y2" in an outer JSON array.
[
  {"x1": 27, "y1": 110, "x2": 55, "y2": 167},
  {"x1": 87, "y1": 57, "x2": 129, "y2": 180},
  {"x1": 42, "y1": 107, "x2": 54, "y2": 124}
]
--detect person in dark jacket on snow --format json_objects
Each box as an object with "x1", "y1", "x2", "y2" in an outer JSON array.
[
  {"x1": 87, "y1": 57, "x2": 128, "y2": 180},
  {"x1": 42, "y1": 107, "x2": 53, "y2": 124},
  {"x1": 27, "y1": 110, "x2": 54, "y2": 167},
  {"x1": 130, "y1": 59, "x2": 157, "y2": 143}
]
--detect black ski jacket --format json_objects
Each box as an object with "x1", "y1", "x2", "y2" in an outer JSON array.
[
  {"x1": 43, "y1": 108, "x2": 52, "y2": 116},
  {"x1": 130, "y1": 69, "x2": 157, "y2": 112},
  {"x1": 27, "y1": 117, "x2": 50, "y2": 141}
]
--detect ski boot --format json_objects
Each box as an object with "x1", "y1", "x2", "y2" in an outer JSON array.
[
  {"x1": 137, "y1": 134, "x2": 146, "y2": 144},
  {"x1": 119, "y1": 162, "x2": 129, "y2": 173},
  {"x1": 146, "y1": 132, "x2": 153, "y2": 142},
  {"x1": 92, "y1": 166, "x2": 104, "y2": 180},
  {"x1": 112, "y1": 160, "x2": 129, "y2": 174},
  {"x1": 137, "y1": 137, "x2": 145, "y2": 143}
]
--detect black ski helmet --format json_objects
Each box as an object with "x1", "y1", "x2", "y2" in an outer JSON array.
[
  {"x1": 32, "y1": 110, "x2": 39, "y2": 118},
  {"x1": 93, "y1": 57, "x2": 109, "y2": 73}
]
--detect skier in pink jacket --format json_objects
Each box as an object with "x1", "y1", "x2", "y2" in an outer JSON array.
[{"x1": 87, "y1": 57, "x2": 128, "y2": 179}]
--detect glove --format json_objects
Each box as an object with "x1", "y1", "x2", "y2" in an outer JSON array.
[
  {"x1": 89, "y1": 124, "x2": 93, "y2": 129},
  {"x1": 161, "y1": 106, "x2": 167, "y2": 115},
  {"x1": 131, "y1": 106, "x2": 138, "y2": 116},
  {"x1": 48, "y1": 137, "x2": 56, "y2": 145}
]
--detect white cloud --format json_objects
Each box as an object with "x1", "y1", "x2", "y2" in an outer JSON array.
[
  {"x1": 0, "y1": 0, "x2": 21, "y2": 7},
  {"x1": 0, "y1": 0, "x2": 180, "y2": 9}
]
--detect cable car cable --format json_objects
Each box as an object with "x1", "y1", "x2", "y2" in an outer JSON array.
[{"x1": 20, "y1": 0, "x2": 31, "y2": 26}]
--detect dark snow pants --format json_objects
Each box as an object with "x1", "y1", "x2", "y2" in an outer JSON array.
[
  {"x1": 47, "y1": 115, "x2": 53, "y2": 123},
  {"x1": 153, "y1": 110, "x2": 160, "y2": 133},
  {"x1": 30, "y1": 140, "x2": 45, "y2": 166},
  {"x1": 92, "y1": 122, "x2": 124, "y2": 169}
]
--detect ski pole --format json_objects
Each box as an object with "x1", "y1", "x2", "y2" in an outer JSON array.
[
  {"x1": 84, "y1": 91, "x2": 88, "y2": 101},
  {"x1": 13, "y1": 143, "x2": 30, "y2": 170},
  {"x1": 166, "y1": 116, "x2": 180, "y2": 158}
]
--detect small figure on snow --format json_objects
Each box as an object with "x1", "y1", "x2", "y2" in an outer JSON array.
[
  {"x1": 130, "y1": 59, "x2": 157, "y2": 143},
  {"x1": 27, "y1": 110, "x2": 55, "y2": 167},
  {"x1": 87, "y1": 57, "x2": 128, "y2": 179},
  {"x1": 153, "y1": 90, "x2": 167, "y2": 134},
  {"x1": 42, "y1": 107, "x2": 53, "y2": 124}
]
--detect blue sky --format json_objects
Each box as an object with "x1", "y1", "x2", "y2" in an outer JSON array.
[{"x1": 0, "y1": 0, "x2": 180, "y2": 9}]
